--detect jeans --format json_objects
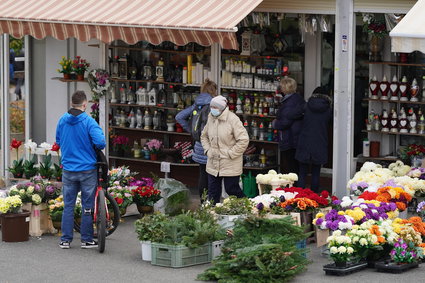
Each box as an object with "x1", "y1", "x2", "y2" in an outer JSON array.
[
  {"x1": 207, "y1": 174, "x2": 245, "y2": 204},
  {"x1": 61, "y1": 169, "x2": 97, "y2": 243},
  {"x1": 198, "y1": 164, "x2": 208, "y2": 201},
  {"x1": 298, "y1": 163, "x2": 322, "y2": 193}
]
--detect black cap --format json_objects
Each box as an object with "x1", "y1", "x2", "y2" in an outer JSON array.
[{"x1": 312, "y1": 86, "x2": 329, "y2": 96}]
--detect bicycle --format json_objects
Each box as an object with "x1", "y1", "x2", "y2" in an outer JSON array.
[{"x1": 74, "y1": 150, "x2": 120, "y2": 253}]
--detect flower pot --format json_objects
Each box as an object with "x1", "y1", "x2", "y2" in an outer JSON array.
[
  {"x1": 137, "y1": 205, "x2": 153, "y2": 214},
  {"x1": 335, "y1": 261, "x2": 347, "y2": 268},
  {"x1": 212, "y1": 240, "x2": 225, "y2": 259},
  {"x1": 150, "y1": 153, "x2": 158, "y2": 161},
  {"x1": 63, "y1": 73, "x2": 71, "y2": 80},
  {"x1": 52, "y1": 221, "x2": 61, "y2": 232},
  {"x1": 76, "y1": 73, "x2": 85, "y2": 81},
  {"x1": 1, "y1": 211, "x2": 31, "y2": 242},
  {"x1": 375, "y1": 261, "x2": 419, "y2": 273},
  {"x1": 12, "y1": 172, "x2": 23, "y2": 178},
  {"x1": 140, "y1": 241, "x2": 152, "y2": 261}
]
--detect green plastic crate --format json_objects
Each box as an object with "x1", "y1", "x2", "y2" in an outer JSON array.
[{"x1": 151, "y1": 243, "x2": 212, "y2": 268}]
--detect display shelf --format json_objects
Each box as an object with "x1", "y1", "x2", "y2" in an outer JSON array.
[
  {"x1": 51, "y1": 77, "x2": 88, "y2": 82},
  {"x1": 226, "y1": 70, "x2": 280, "y2": 78},
  {"x1": 221, "y1": 86, "x2": 276, "y2": 93},
  {"x1": 362, "y1": 129, "x2": 425, "y2": 137},
  {"x1": 357, "y1": 155, "x2": 398, "y2": 161},
  {"x1": 109, "y1": 103, "x2": 179, "y2": 111},
  {"x1": 243, "y1": 165, "x2": 278, "y2": 170},
  {"x1": 111, "y1": 126, "x2": 191, "y2": 136},
  {"x1": 249, "y1": 139, "x2": 279, "y2": 145},
  {"x1": 221, "y1": 53, "x2": 284, "y2": 59},
  {"x1": 109, "y1": 155, "x2": 199, "y2": 167},
  {"x1": 236, "y1": 113, "x2": 277, "y2": 119},
  {"x1": 362, "y1": 98, "x2": 425, "y2": 105},
  {"x1": 103, "y1": 44, "x2": 210, "y2": 56},
  {"x1": 110, "y1": 78, "x2": 201, "y2": 87},
  {"x1": 367, "y1": 61, "x2": 425, "y2": 67}
]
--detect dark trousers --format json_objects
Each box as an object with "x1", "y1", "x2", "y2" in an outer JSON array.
[
  {"x1": 298, "y1": 162, "x2": 322, "y2": 193},
  {"x1": 280, "y1": 149, "x2": 299, "y2": 175},
  {"x1": 207, "y1": 174, "x2": 245, "y2": 204},
  {"x1": 198, "y1": 163, "x2": 208, "y2": 200}
]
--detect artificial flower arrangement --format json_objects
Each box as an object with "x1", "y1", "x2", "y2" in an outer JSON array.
[
  {"x1": 400, "y1": 144, "x2": 425, "y2": 159},
  {"x1": 57, "y1": 56, "x2": 73, "y2": 75},
  {"x1": 327, "y1": 230, "x2": 355, "y2": 265},
  {"x1": 87, "y1": 69, "x2": 110, "y2": 101},
  {"x1": 111, "y1": 135, "x2": 130, "y2": 154},
  {"x1": 213, "y1": 196, "x2": 254, "y2": 216},
  {"x1": 107, "y1": 182, "x2": 133, "y2": 213},
  {"x1": 146, "y1": 139, "x2": 163, "y2": 154},
  {"x1": 250, "y1": 190, "x2": 297, "y2": 215},
  {"x1": 131, "y1": 186, "x2": 162, "y2": 207},
  {"x1": 362, "y1": 13, "x2": 387, "y2": 38},
  {"x1": 129, "y1": 177, "x2": 155, "y2": 188},
  {"x1": 0, "y1": 195, "x2": 23, "y2": 214},
  {"x1": 108, "y1": 166, "x2": 138, "y2": 187},
  {"x1": 90, "y1": 102, "x2": 99, "y2": 122},
  {"x1": 72, "y1": 56, "x2": 90, "y2": 75},
  {"x1": 7, "y1": 138, "x2": 24, "y2": 178}
]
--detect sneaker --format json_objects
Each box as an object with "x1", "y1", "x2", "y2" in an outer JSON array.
[
  {"x1": 59, "y1": 241, "x2": 71, "y2": 249},
  {"x1": 81, "y1": 241, "x2": 98, "y2": 249}
]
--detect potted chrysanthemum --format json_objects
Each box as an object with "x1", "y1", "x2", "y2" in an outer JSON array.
[{"x1": 0, "y1": 195, "x2": 31, "y2": 242}]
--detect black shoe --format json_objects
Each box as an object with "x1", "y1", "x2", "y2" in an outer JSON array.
[
  {"x1": 81, "y1": 241, "x2": 98, "y2": 249},
  {"x1": 59, "y1": 241, "x2": 71, "y2": 249}
]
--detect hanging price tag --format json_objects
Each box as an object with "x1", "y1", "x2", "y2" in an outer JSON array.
[{"x1": 160, "y1": 162, "x2": 170, "y2": 173}]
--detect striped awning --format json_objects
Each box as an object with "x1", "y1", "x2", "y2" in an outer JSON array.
[
  {"x1": 390, "y1": 0, "x2": 425, "y2": 53},
  {"x1": 0, "y1": 0, "x2": 263, "y2": 49}
]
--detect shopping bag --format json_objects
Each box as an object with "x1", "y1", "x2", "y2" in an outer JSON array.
[{"x1": 242, "y1": 171, "x2": 257, "y2": 198}]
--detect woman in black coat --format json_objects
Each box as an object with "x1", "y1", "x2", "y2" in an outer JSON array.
[
  {"x1": 295, "y1": 87, "x2": 332, "y2": 193},
  {"x1": 272, "y1": 77, "x2": 305, "y2": 174}
]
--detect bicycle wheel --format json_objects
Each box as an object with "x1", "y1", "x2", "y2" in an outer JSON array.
[
  {"x1": 73, "y1": 193, "x2": 120, "y2": 237},
  {"x1": 97, "y1": 189, "x2": 106, "y2": 253}
]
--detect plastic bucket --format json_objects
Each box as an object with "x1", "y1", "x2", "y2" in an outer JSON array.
[
  {"x1": 140, "y1": 241, "x2": 152, "y2": 261},
  {"x1": 1, "y1": 211, "x2": 31, "y2": 242}
]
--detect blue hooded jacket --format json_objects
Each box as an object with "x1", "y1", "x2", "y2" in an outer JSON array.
[
  {"x1": 175, "y1": 93, "x2": 212, "y2": 164},
  {"x1": 56, "y1": 111, "x2": 106, "y2": 172}
]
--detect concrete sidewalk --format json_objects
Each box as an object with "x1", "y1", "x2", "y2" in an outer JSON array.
[{"x1": 0, "y1": 215, "x2": 422, "y2": 283}]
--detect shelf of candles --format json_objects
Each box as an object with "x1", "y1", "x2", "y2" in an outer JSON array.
[
  {"x1": 363, "y1": 98, "x2": 425, "y2": 105},
  {"x1": 109, "y1": 103, "x2": 179, "y2": 111},
  {"x1": 362, "y1": 129, "x2": 425, "y2": 137},
  {"x1": 111, "y1": 126, "x2": 191, "y2": 136},
  {"x1": 357, "y1": 155, "x2": 398, "y2": 161}
]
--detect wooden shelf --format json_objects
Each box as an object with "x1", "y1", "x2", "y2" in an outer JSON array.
[
  {"x1": 363, "y1": 98, "x2": 425, "y2": 105},
  {"x1": 222, "y1": 53, "x2": 284, "y2": 59},
  {"x1": 367, "y1": 61, "x2": 425, "y2": 67},
  {"x1": 111, "y1": 126, "x2": 191, "y2": 136},
  {"x1": 109, "y1": 155, "x2": 199, "y2": 167},
  {"x1": 221, "y1": 86, "x2": 276, "y2": 93},
  {"x1": 236, "y1": 113, "x2": 276, "y2": 119},
  {"x1": 243, "y1": 165, "x2": 278, "y2": 170},
  {"x1": 110, "y1": 78, "x2": 201, "y2": 87},
  {"x1": 357, "y1": 155, "x2": 398, "y2": 161},
  {"x1": 249, "y1": 139, "x2": 279, "y2": 145},
  {"x1": 104, "y1": 45, "x2": 210, "y2": 56},
  {"x1": 226, "y1": 70, "x2": 281, "y2": 78},
  {"x1": 51, "y1": 77, "x2": 87, "y2": 82},
  {"x1": 109, "y1": 103, "x2": 179, "y2": 111},
  {"x1": 362, "y1": 129, "x2": 425, "y2": 137}
]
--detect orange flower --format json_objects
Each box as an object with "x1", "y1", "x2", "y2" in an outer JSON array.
[
  {"x1": 396, "y1": 202, "x2": 406, "y2": 211},
  {"x1": 370, "y1": 225, "x2": 382, "y2": 236},
  {"x1": 377, "y1": 236, "x2": 386, "y2": 244}
]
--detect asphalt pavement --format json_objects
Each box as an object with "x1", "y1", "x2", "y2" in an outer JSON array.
[{"x1": 0, "y1": 204, "x2": 423, "y2": 283}]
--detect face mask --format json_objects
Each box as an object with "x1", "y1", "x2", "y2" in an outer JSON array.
[{"x1": 210, "y1": 108, "x2": 221, "y2": 117}]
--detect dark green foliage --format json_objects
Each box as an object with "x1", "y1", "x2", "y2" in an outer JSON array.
[
  {"x1": 197, "y1": 216, "x2": 311, "y2": 283},
  {"x1": 39, "y1": 154, "x2": 54, "y2": 179},
  {"x1": 23, "y1": 155, "x2": 38, "y2": 179},
  {"x1": 7, "y1": 158, "x2": 24, "y2": 178}
]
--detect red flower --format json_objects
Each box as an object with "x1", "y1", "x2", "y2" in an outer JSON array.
[
  {"x1": 320, "y1": 190, "x2": 329, "y2": 198},
  {"x1": 359, "y1": 191, "x2": 378, "y2": 200},
  {"x1": 51, "y1": 142, "x2": 60, "y2": 152},
  {"x1": 116, "y1": 198, "x2": 124, "y2": 205},
  {"x1": 11, "y1": 138, "x2": 22, "y2": 149},
  {"x1": 331, "y1": 196, "x2": 339, "y2": 201}
]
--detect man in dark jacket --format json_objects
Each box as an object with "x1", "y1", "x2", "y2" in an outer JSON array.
[
  {"x1": 295, "y1": 87, "x2": 332, "y2": 193},
  {"x1": 56, "y1": 91, "x2": 106, "y2": 249},
  {"x1": 272, "y1": 77, "x2": 305, "y2": 174}
]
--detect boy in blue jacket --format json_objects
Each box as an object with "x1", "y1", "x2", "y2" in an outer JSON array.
[{"x1": 56, "y1": 91, "x2": 106, "y2": 249}]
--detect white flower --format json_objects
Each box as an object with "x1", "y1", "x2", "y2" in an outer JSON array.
[
  {"x1": 39, "y1": 142, "x2": 52, "y2": 154},
  {"x1": 330, "y1": 247, "x2": 338, "y2": 254},
  {"x1": 347, "y1": 247, "x2": 354, "y2": 254},
  {"x1": 338, "y1": 246, "x2": 347, "y2": 254},
  {"x1": 24, "y1": 139, "x2": 37, "y2": 153},
  {"x1": 333, "y1": 230, "x2": 342, "y2": 236},
  {"x1": 359, "y1": 238, "x2": 368, "y2": 246}
]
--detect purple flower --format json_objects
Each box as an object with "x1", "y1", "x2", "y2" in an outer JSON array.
[
  {"x1": 390, "y1": 250, "x2": 396, "y2": 256},
  {"x1": 285, "y1": 205, "x2": 293, "y2": 211},
  {"x1": 256, "y1": 202, "x2": 264, "y2": 211},
  {"x1": 46, "y1": 185, "x2": 55, "y2": 194},
  {"x1": 401, "y1": 243, "x2": 408, "y2": 249},
  {"x1": 417, "y1": 201, "x2": 425, "y2": 213},
  {"x1": 279, "y1": 195, "x2": 286, "y2": 202},
  {"x1": 34, "y1": 184, "x2": 41, "y2": 192},
  {"x1": 316, "y1": 218, "x2": 324, "y2": 226},
  {"x1": 401, "y1": 251, "x2": 406, "y2": 256},
  {"x1": 327, "y1": 221, "x2": 339, "y2": 231},
  {"x1": 270, "y1": 202, "x2": 277, "y2": 208},
  {"x1": 332, "y1": 200, "x2": 342, "y2": 205}
]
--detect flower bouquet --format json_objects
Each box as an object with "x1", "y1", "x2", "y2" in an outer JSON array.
[
  {"x1": 129, "y1": 177, "x2": 155, "y2": 188},
  {"x1": 362, "y1": 13, "x2": 387, "y2": 38},
  {"x1": 87, "y1": 69, "x2": 110, "y2": 101},
  {"x1": 108, "y1": 183, "x2": 133, "y2": 215},
  {"x1": 7, "y1": 138, "x2": 24, "y2": 178},
  {"x1": 111, "y1": 135, "x2": 130, "y2": 156},
  {"x1": 90, "y1": 102, "x2": 99, "y2": 122},
  {"x1": 146, "y1": 139, "x2": 163, "y2": 160},
  {"x1": 72, "y1": 56, "x2": 90, "y2": 80},
  {"x1": 108, "y1": 166, "x2": 138, "y2": 187},
  {"x1": 399, "y1": 144, "x2": 425, "y2": 167}
]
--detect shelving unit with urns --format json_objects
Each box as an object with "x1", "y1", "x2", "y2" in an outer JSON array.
[{"x1": 361, "y1": 34, "x2": 425, "y2": 163}]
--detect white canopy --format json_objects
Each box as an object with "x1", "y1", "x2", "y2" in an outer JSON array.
[{"x1": 390, "y1": 0, "x2": 425, "y2": 53}]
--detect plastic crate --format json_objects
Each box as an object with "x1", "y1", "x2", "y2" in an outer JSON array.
[
  {"x1": 296, "y1": 239, "x2": 307, "y2": 258},
  {"x1": 151, "y1": 243, "x2": 212, "y2": 268}
]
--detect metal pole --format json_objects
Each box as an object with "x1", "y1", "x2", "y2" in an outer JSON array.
[
  {"x1": 24, "y1": 35, "x2": 31, "y2": 148},
  {"x1": 332, "y1": 0, "x2": 355, "y2": 198},
  {"x1": 2, "y1": 34, "x2": 10, "y2": 178}
]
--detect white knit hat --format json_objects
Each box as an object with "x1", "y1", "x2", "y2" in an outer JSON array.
[{"x1": 210, "y1": 95, "x2": 227, "y2": 110}]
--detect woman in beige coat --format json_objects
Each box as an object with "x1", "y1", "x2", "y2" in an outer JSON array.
[{"x1": 201, "y1": 95, "x2": 249, "y2": 204}]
